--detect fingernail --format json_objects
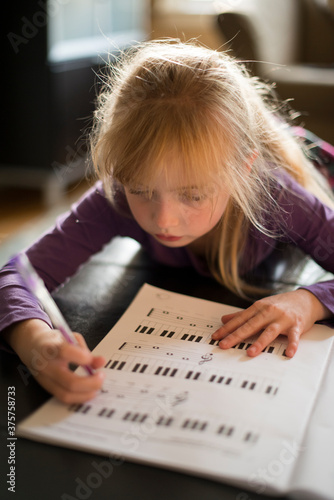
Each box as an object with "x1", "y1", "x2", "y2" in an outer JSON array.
[
  {"x1": 247, "y1": 346, "x2": 257, "y2": 355},
  {"x1": 285, "y1": 348, "x2": 295, "y2": 358}
]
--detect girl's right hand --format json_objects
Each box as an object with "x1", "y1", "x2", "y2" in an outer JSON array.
[{"x1": 4, "y1": 319, "x2": 106, "y2": 403}]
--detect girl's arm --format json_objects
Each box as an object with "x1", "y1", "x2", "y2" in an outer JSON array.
[
  {"x1": 3, "y1": 319, "x2": 105, "y2": 403},
  {"x1": 0, "y1": 182, "x2": 114, "y2": 335},
  {"x1": 0, "y1": 181, "x2": 144, "y2": 337},
  {"x1": 214, "y1": 173, "x2": 334, "y2": 357},
  {"x1": 0, "y1": 182, "x2": 143, "y2": 401}
]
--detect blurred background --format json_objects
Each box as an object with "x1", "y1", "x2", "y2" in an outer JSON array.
[{"x1": 1, "y1": 0, "x2": 334, "y2": 247}]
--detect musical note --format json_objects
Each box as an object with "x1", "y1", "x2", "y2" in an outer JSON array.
[{"x1": 199, "y1": 353, "x2": 213, "y2": 365}]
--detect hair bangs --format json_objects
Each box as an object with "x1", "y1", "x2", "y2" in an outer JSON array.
[{"x1": 111, "y1": 97, "x2": 230, "y2": 196}]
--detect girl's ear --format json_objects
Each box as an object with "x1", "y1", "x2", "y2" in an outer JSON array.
[{"x1": 246, "y1": 149, "x2": 259, "y2": 172}]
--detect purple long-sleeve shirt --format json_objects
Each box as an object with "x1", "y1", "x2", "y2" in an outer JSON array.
[{"x1": 1, "y1": 172, "x2": 334, "y2": 334}]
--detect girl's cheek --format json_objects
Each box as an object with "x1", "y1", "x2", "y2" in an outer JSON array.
[
  {"x1": 128, "y1": 202, "x2": 148, "y2": 224},
  {"x1": 185, "y1": 210, "x2": 207, "y2": 227},
  {"x1": 181, "y1": 207, "x2": 197, "y2": 224}
]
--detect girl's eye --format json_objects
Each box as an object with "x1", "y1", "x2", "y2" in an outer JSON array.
[
  {"x1": 129, "y1": 189, "x2": 150, "y2": 199},
  {"x1": 179, "y1": 191, "x2": 206, "y2": 204}
]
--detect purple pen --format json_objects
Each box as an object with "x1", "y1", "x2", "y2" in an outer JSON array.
[{"x1": 14, "y1": 253, "x2": 94, "y2": 376}]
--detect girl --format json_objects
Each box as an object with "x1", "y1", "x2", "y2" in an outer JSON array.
[{"x1": 1, "y1": 40, "x2": 334, "y2": 403}]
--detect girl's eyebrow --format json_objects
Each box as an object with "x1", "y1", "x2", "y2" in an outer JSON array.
[
  {"x1": 128, "y1": 184, "x2": 208, "y2": 194},
  {"x1": 172, "y1": 185, "x2": 204, "y2": 193},
  {"x1": 129, "y1": 185, "x2": 201, "y2": 192}
]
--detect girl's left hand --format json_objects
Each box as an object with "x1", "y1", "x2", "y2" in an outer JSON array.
[{"x1": 212, "y1": 289, "x2": 331, "y2": 358}]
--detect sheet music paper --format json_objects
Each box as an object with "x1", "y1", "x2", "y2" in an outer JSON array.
[{"x1": 18, "y1": 284, "x2": 334, "y2": 498}]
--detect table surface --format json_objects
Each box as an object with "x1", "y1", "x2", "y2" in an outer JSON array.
[{"x1": 2, "y1": 237, "x2": 319, "y2": 500}]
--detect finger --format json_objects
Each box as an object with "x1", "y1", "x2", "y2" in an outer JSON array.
[
  {"x1": 220, "y1": 311, "x2": 240, "y2": 323},
  {"x1": 246, "y1": 323, "x2": 281, "y2": 357},
  {"x1": 40, "y1": 365, "x2": 105, "y2": 401},
  {"x1": 215, "y1": 311, "x2": 268, "y2": 348},
  {"x1": 38, "y1": 373, "x2": 102, "y2": 404},
  {"x1": 284, "y1": 329, "x2": 301, "y2": 358},
  {"x1": 55, "y1": 365, "x2": 105, "y2": 393},
  {"x1": 71, "y1": 334, "x2": 106, "y2": 368},
  {"x1": 213, "y1": 303, "x2": 269, "y2": 342},
  {"x1": 58, "y1": 342, "x2": 96, "y2": 366},
  {"x1": 73, "y1": 332, "x2": 88, "y2": 348},
  {"x1": 212, "y1": 311, "x2": 251, "y2": 341},
  {"x1": 91, "y1": 355, "x2": 107, "y2": 369}
]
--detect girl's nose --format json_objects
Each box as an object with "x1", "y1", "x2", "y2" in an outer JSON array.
[{"x1": 154, "y1": 200, "x2": 179, "y2": 229}]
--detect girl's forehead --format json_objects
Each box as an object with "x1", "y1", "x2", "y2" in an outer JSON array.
[
  {"x1": 129, "y1": 171, "x2": 220, "y2": 197},
  {"x1": 146, "y1": 171, "x2": 198, "y2": 190},
  {"x1": 137, "y1": 153, "x2": 222, "y2": 190}
]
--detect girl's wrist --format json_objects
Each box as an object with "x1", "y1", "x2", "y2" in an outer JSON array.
[
  {"x1": 3, "y1": 319, "x2": 54, "y2": 361},
  {"x1": 296, "y1": 288, "x2": 332, "y2": 322}
]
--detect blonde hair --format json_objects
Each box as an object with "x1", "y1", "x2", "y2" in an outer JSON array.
[{"x1": 90, "y1": 39, "x2": 334, "y2": 298}]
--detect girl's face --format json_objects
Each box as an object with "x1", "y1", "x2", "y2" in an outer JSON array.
[{"x1": 124, "y1": 173, "x2": 229, "y2": 248}]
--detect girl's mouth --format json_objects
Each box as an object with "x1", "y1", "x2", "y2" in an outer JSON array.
[{"x1": 155, "y1": 234, "x2": 183, "y2": 242}]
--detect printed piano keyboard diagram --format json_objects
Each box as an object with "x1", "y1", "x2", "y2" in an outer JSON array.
[
  {"x1": 104, "y1": 342, "x2": 280, "y2": 398},
  {"x1": 134, "y1": 307, "x2": 288, "y2": 355},
  {"x1": 65, "y1": 378, "x2": 261, "y2": 453}
]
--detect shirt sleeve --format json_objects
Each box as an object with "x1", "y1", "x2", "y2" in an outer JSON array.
[
  {"x1": 273, "y1": 173, "x2": 334, "y2": 323},
  {"x1": 0, "y1": 182, "x2": 144, "y2": 334}
]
